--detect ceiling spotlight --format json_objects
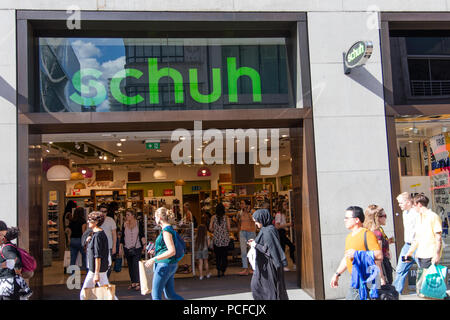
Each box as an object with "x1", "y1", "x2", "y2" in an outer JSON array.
[
  {"x1": 180, "y1": 137, "x2": 186, "y2": 141},
  {"x1": 116, "y1": 142, "x2": 122, "y2": 147},
  {"x1": 99, "y1": 153, "x2": 103, "y2": 159},
  {"x1": 83, "y1": 144, "x2": 88, "y2": 153},
  {"x1": 75, "y1": 143, "x2": 81, "y2": 150},
  {"x1": 103, "y1": 155, "x2": 108, "y2": 161},
  {"x1": 118, "y1": 150, "x2": 122, "y2": 153},
  {"x1": 120, "y1": 138, "x2": 127, "y2": 142},
  {"x1": 49, "y1": 141, "x2": 53, "y2": 144}
]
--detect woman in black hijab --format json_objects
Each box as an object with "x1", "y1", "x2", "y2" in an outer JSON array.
[{"x1": 248, "y1": 209, "x2": 289, "y2": 300}]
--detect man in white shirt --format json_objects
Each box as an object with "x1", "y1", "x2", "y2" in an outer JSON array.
[
  {"x1": 404, "y1": 193, "x2": 442, "y2": 296},
  {"x1": 393, "y1": 192, "x2": 418, "y2": 294},
  {"x1": 99, "y1": 206, "x2": 117, "y2": 278}
]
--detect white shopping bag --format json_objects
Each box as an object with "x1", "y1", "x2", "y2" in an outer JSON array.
[{"x1": 63, "y1": 250, "x2": 71, "y2": 268}]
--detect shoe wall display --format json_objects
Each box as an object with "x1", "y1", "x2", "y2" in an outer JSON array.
[{"x1": 47, "y1": 192, "x2": 60, "y2": 257}]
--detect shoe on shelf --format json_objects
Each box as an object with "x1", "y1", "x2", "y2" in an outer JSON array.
[
  {"x1": 292, "y1": 264, "x2": 297, "y2": 271},
  {"x1": 283, "y1": 267, "x2": 290, "y2": 272}
]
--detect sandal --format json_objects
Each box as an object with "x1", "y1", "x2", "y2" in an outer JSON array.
[{"x1": 135, "y1": 284, "x2": 141, "y2": 291}]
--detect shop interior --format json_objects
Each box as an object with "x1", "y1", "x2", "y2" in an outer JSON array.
[
  {"x1": 395, "y1": 115, "x2": 450, "y2": 290},
  {"x1": 40, "y1": 128, "x2": 296, "y2": 286}
]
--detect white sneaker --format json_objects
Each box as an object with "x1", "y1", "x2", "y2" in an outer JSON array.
[
  {"x1": 199, "y1": 276, "x2": 204, "y2": 280},
  {"x1": 206, "y1": 273, "x2": 211, "y2": 279}
]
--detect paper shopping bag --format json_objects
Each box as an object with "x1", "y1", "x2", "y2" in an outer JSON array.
[
  {"x1": 81, "y1": 284, "x2": 116, "y2": 300},
  {"x1": 63, "y1": 250, "x2": 71, "y2": 268},
  {"x1": 139, "y1": 260, "x2": 153, "y2": 295}
]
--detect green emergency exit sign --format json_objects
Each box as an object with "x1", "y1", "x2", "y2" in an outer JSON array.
[{"x1": 146, "y1": 142, "x2": 160, "y2": 150}]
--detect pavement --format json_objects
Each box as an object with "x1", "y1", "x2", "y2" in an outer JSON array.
[
  {"x1": 41, "y1": 269, "x2": 449, "y2": 300},
  {"x1": 42, "y1": 270, "x2": 313, "y2": 300}
]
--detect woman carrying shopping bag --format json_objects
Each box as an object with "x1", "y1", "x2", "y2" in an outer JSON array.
[
  {"x1": 80, "y1": 211, "x2": 116, "y2": 300},
  {"x1": 0, "y1": 222, "x2": 33, "y2": 300},
  {"x1": 248, "y1": 208, "x2": 289, "y2": 300},
  {"x1": 144, "y1": 207, "x2": 183, "y2": 300},
  {"x1": 120, "y1": 208, "x2": 145, "y2": 291}
]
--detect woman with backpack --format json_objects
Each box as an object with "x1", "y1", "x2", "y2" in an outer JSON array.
[
  {"x1": 144, "y1": 207, "x2": 184, "y2": 300},
  {"x1": 0, "y1": 222, "x2": 33, "y2": 300}
]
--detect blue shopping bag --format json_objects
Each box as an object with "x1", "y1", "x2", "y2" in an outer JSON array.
[{"x1": 420, "y1": 264, "x2": 448, "y2": 299}]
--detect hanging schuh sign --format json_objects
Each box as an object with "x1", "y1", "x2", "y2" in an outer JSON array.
[{"x1": 343, "y1": 40, "x2": 373, "y2": 74}]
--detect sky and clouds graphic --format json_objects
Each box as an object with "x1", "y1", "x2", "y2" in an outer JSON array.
[{"x1": 70, "y1": 38, "x2": 126, "y2": 111}]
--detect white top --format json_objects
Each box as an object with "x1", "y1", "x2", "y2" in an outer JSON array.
[
  {"x1": 124, "y1": 223, "x2": 141, "y2": 249},
  {"x1": 403, "y1": 207, "x2": 418, "y2": 244},
  {"x1": 101, "y1": 216, "x2": 117, "y2": 250},
  {"x1": 275, "y1": 212, "x2": 287, "y2": 230}
]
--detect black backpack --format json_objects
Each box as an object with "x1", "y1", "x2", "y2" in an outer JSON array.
[{"x1": 377, "y1": 284, "x2": 399, "y2": 300}]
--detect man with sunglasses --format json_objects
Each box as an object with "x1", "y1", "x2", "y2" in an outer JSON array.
[{"x1": 330, "y1": 206, "x2": 383, "y2": 300}]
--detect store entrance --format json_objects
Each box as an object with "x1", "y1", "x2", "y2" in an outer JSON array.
[{"x1": 33, "y1": 126, "x2": 300, "y2": 298}]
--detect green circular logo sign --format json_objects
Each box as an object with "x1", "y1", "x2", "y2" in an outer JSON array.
[{"x1": 345, "y1": 41, "x2": 373, "y2": 68}]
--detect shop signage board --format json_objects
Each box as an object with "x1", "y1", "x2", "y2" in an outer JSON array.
[
  {"x1": 146, "y1": 142, "x2": 160, "y2": 150},
  {"x1": 38, "y1": 38, "x2": 292, "y2": 112},
  {"x1": 429, "y1": 133, "x2": 450, "y2": 221},
  {"x1": 163, "y1": 189, "x2": 174, "y2": 196},
  {"x1": 343, "y1": 41, "x2": 373, "y2": 74}
]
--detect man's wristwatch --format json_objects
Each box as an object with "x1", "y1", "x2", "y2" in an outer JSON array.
[{"x1": 335, "y1": 272, "x2": 341, "y2": 277}]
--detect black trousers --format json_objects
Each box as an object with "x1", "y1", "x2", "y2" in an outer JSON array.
[
  {"x1": 124, "y1": 248, "x2": 141, "y2": 284},
  {"x1": 213, "y1": 245, "x2": 228, "y2": 273},
  {"x1": 278, "y1": 229, "x2": 295, "y2": 264}
]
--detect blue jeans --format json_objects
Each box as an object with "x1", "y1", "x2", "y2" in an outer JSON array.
[
  {"x1": 70, "y1": 238, "x2": 86, "y2": 270},
  {"x1": 239, "y1": 230, "x2": 256, "y2": 269},
  {"x1": 393, "y1": 243, "x2": 416, "y2": 294},
  {"x1": 151, "y1": 263, "x2": 184, "y2": 300}
]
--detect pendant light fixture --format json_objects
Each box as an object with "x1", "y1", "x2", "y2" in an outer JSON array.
[
  {"x1": 175, "y1": 179, "x2": 186, "y2": 186},
  {"x1": 70, "y1": 172, "x2": 84, "y2": 180},
  {"x1": 73, "y1": 182, "x2": 86, "y2": 189},
  {"x1": 197, "y1": 167, "x2": 211, "y2": 177},
  {"x1": 47, "y1": 165, "x2": 71, "y2": 181},
  {"x1": 153, "y1": 169, "x2": 168, "y2": 180}
]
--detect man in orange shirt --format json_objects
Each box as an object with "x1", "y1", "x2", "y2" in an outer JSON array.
[{"x1": 330, "y1": 206, "x2": 383, "y2": 300}]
